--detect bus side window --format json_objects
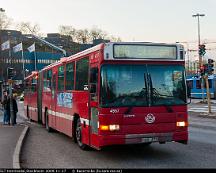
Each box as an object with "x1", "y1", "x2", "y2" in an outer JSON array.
[
  {"x1": 65, "y1": 62, "x2": 75, "y2": 90},
  {"x1": 90, "y1": 67, "x2": 98, "y2": 101},
  {"x1": 58, "y1": 66, "x2": 65, "y2": 91},
  {"x1": 196, "y1": 80, "x2": 201, "y2": 89},
  {"x1": 47, "y1": 70, "x2": 52, "y2": 91},
  {"x1": 43, "y1": 71, "x2": 47, "y2": 91},
  {"x1": 75, "y1": 57, "x2": 89, "y2": 91},
  {"x1": 24, "y1": 79, "x2": 30, "y2": 94},
  {"x1": 51, "y1": 73, "x2": 56, "y2": 98},
  {"x1": 31, "y1": 78, "x2": 37, "y2": 92}
]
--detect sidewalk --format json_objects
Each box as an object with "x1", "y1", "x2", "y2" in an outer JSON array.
[
  {"x1": 0, "y1": 101, "x2": 27, "y2": 124},
  {"x1": 0, "y1": 101, "x2": 28, "y2": 168},
  {"x1": 0, "y1": 124, "x2": 24, "y2": 168},
  {"x1": 189, "y1": 99, "x2": 216, "y2": 114}
]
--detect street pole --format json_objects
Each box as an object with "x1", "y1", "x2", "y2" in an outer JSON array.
[
  {"x1": 205, "y1": 76, "x2": 211, "y2": 113},
  {"x1": 0, "y1": 8, "x2": 5, "y2": 101},
  {"x1": 192, "y1": 13, "x2": 205, "y2": 102}
]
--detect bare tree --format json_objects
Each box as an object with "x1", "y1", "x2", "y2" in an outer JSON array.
[
  {"x1": 16, "y1": 22, "x2": 41, "y2": 36},
  {"x1": 58, "y1": 25, "x2": 121, "y2": 44},
  {"x1": 90, "y1": 27, "x2": 108, "y2": 41},
  {"x1": 108, "y1": 35, "x2": 122, "y2": 42},
  {"x1": 59, "y1": 25, "x2": 77, "y2": 41},
  {"x1": 0, "y1": 12, "x2": 12, "y2": 30},
  {"x1": 76, "y1": 29, "x2": 91, "y2": 44}
]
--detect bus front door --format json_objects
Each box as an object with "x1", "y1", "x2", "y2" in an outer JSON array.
[{"x1": 89, "y1": 67, "x2": 100, "y2": 149}]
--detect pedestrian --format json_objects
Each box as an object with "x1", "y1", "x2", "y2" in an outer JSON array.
[
  {"x1": 13, "y1": 94, "x2": 18, "y2": 124},
  {"x1": 6, "y1": 94, "x2": 18, "y2": 125},
  {"x1": 1, "y1": 94, "x2": 8, "y2": 125}
]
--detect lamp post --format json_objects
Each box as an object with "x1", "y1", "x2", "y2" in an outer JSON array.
[
  {"x1": 192, "y1": 13, "x2": 205, "y2": 102},
  {"x1": 0, "y1": 7, "x2": 5, "y2": 101},
  {"x1": 192, "y1": 13, "x2": 205, "y2": 67}
]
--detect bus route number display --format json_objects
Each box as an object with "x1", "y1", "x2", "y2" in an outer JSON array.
[{"x1": 113, "y1": 44, "x2": 177, "y2": 59}]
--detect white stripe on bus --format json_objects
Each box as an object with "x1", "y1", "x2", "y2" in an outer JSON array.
[{"x1": 27, "y1": 106, "x2": 90, "y2": 125}]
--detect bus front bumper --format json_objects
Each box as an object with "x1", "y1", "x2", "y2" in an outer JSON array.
[{"x1": 98, "y1": 131, "x2": 188, "y2": 147}]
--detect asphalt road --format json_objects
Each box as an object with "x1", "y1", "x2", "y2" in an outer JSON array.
[{"x1": 20, "y1": 123, "x2": 216, "y2": 169}]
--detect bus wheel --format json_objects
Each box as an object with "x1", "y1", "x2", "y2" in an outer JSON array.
[
  {"x1": 75, "y1": 118, "x2": 87, "y2": 150},
  {"x1": 45, "y1": 110, "x2": 52, "y2": 132}
]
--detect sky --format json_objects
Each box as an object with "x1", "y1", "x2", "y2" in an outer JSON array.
[{"x1": 1, "y1": 0, "x2": 216, "y2": 44}]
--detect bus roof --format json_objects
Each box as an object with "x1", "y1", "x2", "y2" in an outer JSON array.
[
  {"x1": 41, "y1": 43, "x2": 104, "y2": 71},
  {"x1": 39, "y1": 41, "x2": 184, "y2": 72},
  {"x1": 24, "y1": 71, "x2": 38, "y2": 80}
]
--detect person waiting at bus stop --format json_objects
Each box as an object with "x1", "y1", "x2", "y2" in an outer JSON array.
[
  {"x1": 6, "y1": 94, "x2": 18, "y2": 125},
  {"x1": 1, "y1": 93, "x2": 9, "y2": 125}
]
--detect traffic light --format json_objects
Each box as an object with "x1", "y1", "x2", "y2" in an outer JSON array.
[
  {"x1": 208, "y1": 59, "x2": 214, "y2": 75},
  {"x1": 7, "y1": 67, "x2": 14, "y2": 79},
  {"x1": 199, "y1": 44, "x2": 206, "y2": 56}
]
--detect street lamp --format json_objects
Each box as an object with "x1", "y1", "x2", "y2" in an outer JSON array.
[
  {"x1": 192, "y1": 13, "x2": 206, "y2": 103},
  {"x1": 0, "y1": 7, "x2": 5, "y2": 101},
  {"x1": 192, "y1": 13, "x2": 205, "y2": 67}
]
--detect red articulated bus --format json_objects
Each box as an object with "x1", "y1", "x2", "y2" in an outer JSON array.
[
  {"x1": 24, "y1": 71, "x2": 39, "y2": 121},
  {"x1": 24, "y1": 42, "x2": 188, "y2": 150}
]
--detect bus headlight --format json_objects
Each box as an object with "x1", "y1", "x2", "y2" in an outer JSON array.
[
  {"x1": 100, "y1": 125, "x2": 120, "y2": 131},
  {"x1": 109, "y1": 125, "x2": 120, "y2": 131},
  {"x1": 176, "y1": 121, "x2": 187, "y2": 127}
]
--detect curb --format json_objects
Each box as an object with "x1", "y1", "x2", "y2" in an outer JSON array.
[{"x1": 13, "y1": 124, "x2": 29, "y2": 169}]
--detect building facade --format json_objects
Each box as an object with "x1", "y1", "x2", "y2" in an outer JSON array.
[{"x1": 0, "y1": 29, "x2": 110, "y2": 99}]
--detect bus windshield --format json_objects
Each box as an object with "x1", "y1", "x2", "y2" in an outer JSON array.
[{"x1": 100, "y1": 64, "x2": 186, "y2": 108}]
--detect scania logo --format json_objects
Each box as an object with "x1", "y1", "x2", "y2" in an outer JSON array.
[
  {"x1": 110, "y1": 109, "x2": 119, "y2": 114},
  {"x1": 145, "y1": 113, "x2": 155, "y2": 124}
]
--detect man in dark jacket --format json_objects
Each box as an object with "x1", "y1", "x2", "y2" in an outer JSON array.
[
  {"x1": 2, "y1": 94, "x2": 8, "y2": 125},
  {"x1": 6, "y1": 95, "x2": 18, "y2": 125}
]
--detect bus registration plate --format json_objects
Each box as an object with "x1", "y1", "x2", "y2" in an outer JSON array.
[{"x1": 142, "y1": 137, "x2": 158, "y2": 143}]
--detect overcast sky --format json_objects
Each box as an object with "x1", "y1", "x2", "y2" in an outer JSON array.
[{"x1": 1, "y1": 0, "x2": 216, "y2": 44}]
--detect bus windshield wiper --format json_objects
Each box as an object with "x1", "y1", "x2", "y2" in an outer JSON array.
[{"x1": 144, "y1": 73, "x2": 150, "y2": 106}]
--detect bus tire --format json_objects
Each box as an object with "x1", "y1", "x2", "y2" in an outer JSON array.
[
  {"x1": 45, "y1": 110, "x2": 52, "y2": 132},
  {"x1": 75, "y1": 118, "x2": 88, "y2": 150}
]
